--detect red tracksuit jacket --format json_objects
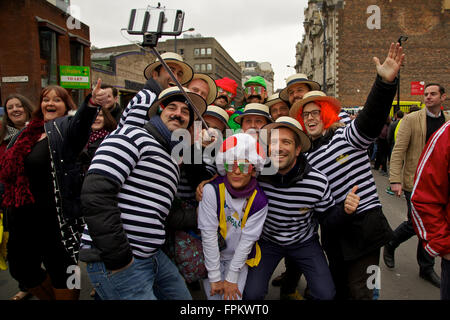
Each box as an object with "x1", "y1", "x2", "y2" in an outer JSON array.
[{"x1": 411, "y1": 120, "x2": 450, "y2": 258}]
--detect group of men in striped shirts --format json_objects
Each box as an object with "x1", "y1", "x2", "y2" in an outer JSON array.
[{"x1": 78, "y1": 42, "x2": 407, "y2": 300}]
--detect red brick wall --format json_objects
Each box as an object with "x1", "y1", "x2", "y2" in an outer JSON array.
[
  {"x1": 0, "y1": 0, "x2": 90, "y2": 108},
  {"x1": 336, "y1": 0, "x2": 450, "y2": 108}
]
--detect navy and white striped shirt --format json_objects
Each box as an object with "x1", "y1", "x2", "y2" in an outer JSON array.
[
  {"x1": 119, "y1": 89, "x2": 157, "y2": 128},
  {"x1": 259, "y1": 166, "x2": 335, "y2": 246},
  {"x1": 306, "y1": 120, "x2": 380, "y2": 213},
  {"x1": 81, "y1": 124, "x2": 180, "y2": 258}
]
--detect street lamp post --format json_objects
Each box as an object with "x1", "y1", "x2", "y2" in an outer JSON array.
[
  {"x1": 174, "y1": 27, "x2": 195, "y2": 53},
  {"x1": 395, "y1": 35, "x2": 408, "y2": 114}
]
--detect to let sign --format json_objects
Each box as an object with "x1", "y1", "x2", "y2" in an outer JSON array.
[
  {"x1": 60, "y1": 66, "x2": 90, "y2": 89},
  {"x1": 411, "y1": 81, "x2": 425, "y2": 95}
]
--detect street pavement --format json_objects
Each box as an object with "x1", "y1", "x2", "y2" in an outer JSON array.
[{"x1": 0, "y1": 168, "x2": 441, "y2": 300}]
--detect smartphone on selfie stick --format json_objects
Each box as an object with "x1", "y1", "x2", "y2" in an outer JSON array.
[{"x1": 127, "y1": 5, "x2": 209, "y2": 129}]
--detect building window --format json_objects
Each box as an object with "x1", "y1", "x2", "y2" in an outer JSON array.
[
  {"x1": 201, "y1": 48, "x2": 206, "y2": 55},
  {"x1": 207, "y1": 64, "x2": 212, "y2": 71},
  {"x1": 194, "y1": 48, "x2": 200, "y2": 56},
  {"x1": 39, "y1": 29, "x2": 58, "y2": 87},
  {"x1": 179, "y1": 48, "x2": 184, "y2": 55},
  {"x1": 206, "y1": 48, "x2": 212, "y2": 55},
  {"x1": 201, "y1": 64, "x2": 207, "y2": 72},
  {"x1": 194, "y1": 64, "x2": 200, "y2": 72}
]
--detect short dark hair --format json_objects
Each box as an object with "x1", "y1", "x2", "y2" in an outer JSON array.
[
  {"x1": 425, "y1": 83, "x2": 445, "y2": 95},
  {"x1": 396, "y1": 110, "x2": 404, "y2": 118}
]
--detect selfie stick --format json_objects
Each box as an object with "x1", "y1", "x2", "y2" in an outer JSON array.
[{"x1": 143, "y1": 11, "x2": 209, "y2": 129}]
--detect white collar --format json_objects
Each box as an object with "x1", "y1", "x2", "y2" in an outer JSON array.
[{"x1": 425, "y1": 108, "x2": 442, "y2": 118}]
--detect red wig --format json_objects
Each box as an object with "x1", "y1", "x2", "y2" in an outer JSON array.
[{"x1": 296, "y1": 100, "x2": 340, "y2": 132}]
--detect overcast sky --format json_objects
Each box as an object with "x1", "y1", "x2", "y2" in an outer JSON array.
[{"x1": 70, "y1": 0, "x2": 309, "y2": 90}]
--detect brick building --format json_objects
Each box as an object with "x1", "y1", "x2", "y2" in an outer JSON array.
[
  {"x1": 296, "y1": 0, "x2": 450, "y2": 107},
  {"x1": 0, "y1": 0, "x2": 90, "y2": 108}
]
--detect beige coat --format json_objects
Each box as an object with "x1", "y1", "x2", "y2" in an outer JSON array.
[{"x1": 389, "y1": 108, "x2": 450, "y2": 192}]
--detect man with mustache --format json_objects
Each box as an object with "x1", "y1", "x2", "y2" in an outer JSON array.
[
  {"x1": 229, "y1": 76, "x2": 268, "y2": 133},
  {"x1": 118, "y1": 52, "x2": 194, "y2": 128},
  {"x1": 214, "y1": 77, "x2": 238, "y2": 112},
  {"x1": 79, "y1": 87, "x2": 207, "y2": 300}
]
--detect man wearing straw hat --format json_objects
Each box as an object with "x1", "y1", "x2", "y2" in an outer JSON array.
[
  {"x1": 289, "y1": 42, "x2": 405, "y2": 299},
  {"x1": 266, "y1": 92, "x2": 290, "y2": 121},
  {"x1": 279, "y1": 73, "x2": 321, "y2": 107},
  {"x1": 279, "y1": 73, "x2": 351, "y2": 125},
  {"x1": 79, "y1": 86, "x2": 207, "y2": 300},
  {"x1": 233, "y1": 103, "x2": 273, "y2": 136},
  {"x1": 118, "y1": 52, "x2": 194, "y2": 128},
  {"x1": 188, "y1": 73, "x2": 217, "y2": 106},
  {"x1": 243, "y1": 117, "x2": 360, "y2": 300}
]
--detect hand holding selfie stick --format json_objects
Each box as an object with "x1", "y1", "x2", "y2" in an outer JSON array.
[{"x1": 138, "y1": 9, "x2": 209, "y2": 129}]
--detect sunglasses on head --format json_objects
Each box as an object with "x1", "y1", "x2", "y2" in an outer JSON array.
[
  {"x1": 224, "y1": 161, "x2": 254, "y2": 174},
  {"x1": 245, "y1": 86, "x2": 265, "y2": 96}
]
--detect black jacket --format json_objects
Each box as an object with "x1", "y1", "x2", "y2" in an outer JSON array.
[{"x1": 45, "y1": 95, "x2": 99, "y2": 221}]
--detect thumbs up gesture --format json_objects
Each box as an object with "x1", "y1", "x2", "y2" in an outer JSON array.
[
  {"x1": 344, "y1": 185, "x2": 360, "y2": 215},
  {"x1": 91, "y1": 78, "x2": 107, "y2": 107}
]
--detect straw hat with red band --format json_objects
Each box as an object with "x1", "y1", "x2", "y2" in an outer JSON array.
[
  {"x1": 215, "y1": 133, "x2": 266, "y2": 176},
  {"x1": 289, "y1": 91, "x2": 341, "y2": 120},
  {"x1": 148, "y1": 86, "x2": 207, "y2": 123},
  {"x1": 279, "y1": 73, "x2": 321, "y2": 103},
  {"x1": 261, "y1": 116, "x2": 311, "y2": 153},
  {"x1": 190, "y1": 73, "x2": 217, "y2": 105},
  {"x1": 143, "y1": 52, "x2": 193, "y2": 84}
]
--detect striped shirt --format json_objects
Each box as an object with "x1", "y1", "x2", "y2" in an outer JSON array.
[
  {"x1": 81, "y1": 124, "x2": 180, "y2": 258},
  {"x1": 259, "y1": 165, "x2": 335, "y2": 246},
  {"x1": 306, "y1": 120, "x2": 380, "y2": 213},
  {"x1": 118, "y1": 89, "x2": 157, "y2": 128}
]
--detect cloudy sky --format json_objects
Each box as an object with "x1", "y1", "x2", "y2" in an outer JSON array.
[{"x1": 70, "y1": 0, "x2": 309, "y2": 90}]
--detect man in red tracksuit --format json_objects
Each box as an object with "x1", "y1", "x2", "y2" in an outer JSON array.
[{"x1": 411, "y1": 120, "x2": 450, "y2": 300}]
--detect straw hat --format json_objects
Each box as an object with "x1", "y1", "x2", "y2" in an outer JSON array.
[
  {"x1": 289, "y1": 91, "x2": 341, "y2": 120},
  {"x1": 203, "y1": 105, "x2": 230, "y2": 129},
  {"x1": 143, "y1": 52, "x2": 193, "y2": 84},
  {"x1": 279, "y1": 73, "x2": 321, "y2": 102},
  {"x1": 190, "y1": 73, "x2": 217, "y2": 105},
  {"x1": 148, "y1": 86, "x2": 207, "y2": 121},
  {"x1": 234, "y1": 103, "x2": 273, "y2": 125},
  {"x1": 262, "y1": 116, "x2": 311, "y2": 152},
  {"x1": 265, "y1": 92, "x2": 289, "y2": 109}
]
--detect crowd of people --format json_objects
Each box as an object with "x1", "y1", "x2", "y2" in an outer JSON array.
[{"x1": 0, "y1": 41, "x2": 448, "y2": 301}]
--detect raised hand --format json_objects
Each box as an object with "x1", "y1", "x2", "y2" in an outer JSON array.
[
  {"x1": 373, "y1": 42, "x2": 405, "y2": 83},
  {"x1": 91, "y1": 78, "x2": 107, "y2": 106}
]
